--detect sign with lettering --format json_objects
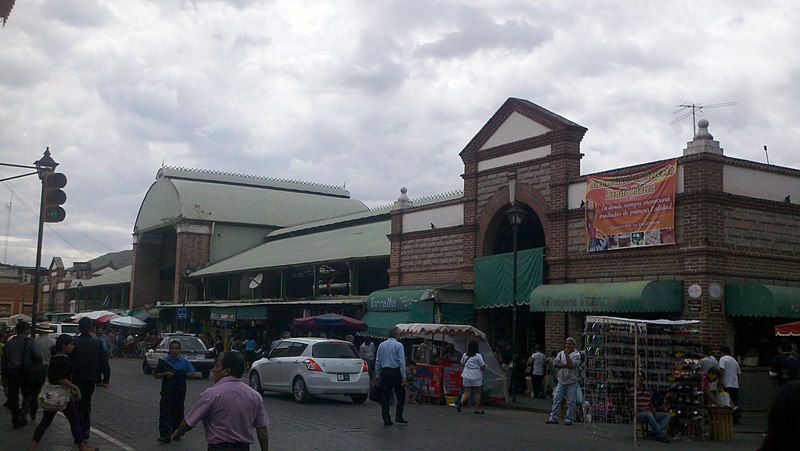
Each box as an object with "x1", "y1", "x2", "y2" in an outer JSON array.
[{"x1": 585, "y1": 159, "x2": 677, "y2": 252}]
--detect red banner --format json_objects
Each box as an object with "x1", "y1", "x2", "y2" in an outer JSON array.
[{"x1": 585, "y1": 159, "x2": 677, "y2": 252}]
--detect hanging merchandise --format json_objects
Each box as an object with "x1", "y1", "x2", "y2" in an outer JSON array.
[{"x1": 582, "y1": 316, "x2": 704, "y2": 445}]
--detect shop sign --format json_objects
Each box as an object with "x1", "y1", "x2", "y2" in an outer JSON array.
[
  {"x1": 585, "y1": 159, "x2": 677, "y2": 252},
  {"x1": 210, "y1": 312, "x2": 236, "y2": 321},
  {"x1": 539, "y1": 296, "x2": 627, "y2": 310},
  {"x1": 367, "y1": 296, "x2": 415, "y2": 312},
  {"x1": 710, "y1": 299, "x2": 723, "y2": 314},
  {"x1": 687, "y1": 299, "x2": 702, "y2": 313}
]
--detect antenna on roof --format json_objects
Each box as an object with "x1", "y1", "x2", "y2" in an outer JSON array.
[
  {"x1": 764, "y1": 145, "x2": 770, "y2": 165},
  {"x1": 670, "y1": 101, "x2": 737, "y2": 135}
]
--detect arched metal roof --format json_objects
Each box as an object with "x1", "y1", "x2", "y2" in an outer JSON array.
[{"x1": 134, "y1": 167, "x2": 368, "y2": 233}]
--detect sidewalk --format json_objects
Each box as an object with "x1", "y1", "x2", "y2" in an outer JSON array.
[
  {"x1": 493, "y1": 393, "x2": 768, "y2": 435},
  {"x1": 0, "y1": 402, "x2": 121, "y2": 451}
]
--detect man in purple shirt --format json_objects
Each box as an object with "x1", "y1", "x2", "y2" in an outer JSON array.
[{"x1": 172, "y1": 351, "x2": 269, "y2": 450}]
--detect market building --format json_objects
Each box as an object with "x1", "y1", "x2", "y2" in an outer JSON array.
[{"x1": 125, "y1": 98, "x2": 800, "y2": 370}]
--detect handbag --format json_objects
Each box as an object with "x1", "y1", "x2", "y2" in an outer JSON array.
[
  {"x1": 38, "y1": 381, "x2": 71, "y2": 412},
  {"x1": 369, "y1": 380, "x2": 382, "y2": 403}
]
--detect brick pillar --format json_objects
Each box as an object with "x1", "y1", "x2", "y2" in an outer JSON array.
[
  {"x1": 130, "y1": 233, "x2": 162, "y2": 308},
  {"x1": 174, "y1": 223, "x2": 211, "y2": 304},
  {"x1": 544, "y1": 312, "x2": 566, "y2": 355}
]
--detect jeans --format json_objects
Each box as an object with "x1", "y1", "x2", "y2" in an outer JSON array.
[
  {"x1": 637, "y1": 411, "x2": 670, "y2": 440},
  {"x1": 548, "y1": 381, "x2": 578, "y2": 422}
]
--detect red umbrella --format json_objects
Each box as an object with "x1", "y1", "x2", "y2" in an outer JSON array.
[
  {"x1": 292, "y1": 313, "x2": 367, "y2": 332},
  {"x1": 775, "y1": 321, "x2": 800, "y2": 336}
]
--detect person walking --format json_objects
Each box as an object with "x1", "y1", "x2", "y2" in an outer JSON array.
[
  {"x1": 546, "y1": 337, "x2": 582, "y2": 425},
  {"x1": 29, "y1": 334, "x2": 92, "y2": 451},
  {"x1": 375, "y1": 326, "x2": 407, "y2": 426},
  {"x1": 457, "y1": 340, "x2": 486, "y2": 414},
  {"x1": 527, "y1": 344, "x2": 547, "y2": 399},
  {"x1": 155, "y1": 339, "x2": 197, "y2": 444},
  {"x1": 718, "y1": 345, "x2": 742, "y2": 424},
  {"x1": 359, "y1": 338, "x2": 376, "y2": 379},
  {"x1": 71, "y1": 317, "x2": 110, "y2": 441},
  {"x1": 2, "y1": 321, "x2": 34, "y2": 428},
  {"x1": 28, "y1": 323, "x2": 55, "y2": 422},
  {"x1": 243, "y1": 335, "x2": 257, "y2": 370},
  {"x1": 172, "y1": 351, "x2": 269, "y2": 450}
]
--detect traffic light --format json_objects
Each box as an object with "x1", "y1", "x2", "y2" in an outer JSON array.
[{"x1": 42, "y1": 171, "x2": 67, "y2": 223}]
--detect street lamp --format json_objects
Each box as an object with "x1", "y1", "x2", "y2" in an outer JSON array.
[
  {"x1": 76, "y1": 281, "x2": 83, "y2": 313},
  {"x1": 31, "y1": 148, "x2": 60, "y2": 332},
  {"x1": 505, "y1": 202, "x2": 527, "y2": 403}
]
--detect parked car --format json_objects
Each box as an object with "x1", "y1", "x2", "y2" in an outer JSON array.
[
  {"x1": 248, "y1": 338, "x2": 370, "y2": 404},
  {"x1": 47, "y1": 322, "x2": 81, "y2": 339},
  {"x1": 142, "y1": 332, "x2": 215, "y2": 378}
]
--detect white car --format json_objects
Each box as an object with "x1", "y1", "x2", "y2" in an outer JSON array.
[
  {"x1": 47, "y1": 322, "x2": 81, "y2": 339},
  {"x1": 248, "y1": 338, "x2": 370, "y2": 404}
]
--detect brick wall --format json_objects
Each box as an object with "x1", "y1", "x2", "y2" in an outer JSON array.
[
  {"x1": 174, "y1": 230, "x2": 211, "y2": 303},
  {"x1": 130, "y1": 233, "x2": 163, "y2": 308}
]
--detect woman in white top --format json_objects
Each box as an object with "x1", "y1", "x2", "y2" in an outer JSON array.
[{"x1": 458, "y1": 340, "x2": 486, "y2": 414}]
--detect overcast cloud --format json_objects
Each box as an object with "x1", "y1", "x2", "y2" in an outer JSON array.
[{"x1": 0, "y1": 0, "x2": 797, "y2": 268}]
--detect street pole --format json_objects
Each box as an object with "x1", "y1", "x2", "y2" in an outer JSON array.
[{"x1": 505, "y1": 202, "x2": 527, "y2": 404}]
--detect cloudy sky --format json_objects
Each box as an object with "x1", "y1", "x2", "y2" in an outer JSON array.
[{"x1": 0, "y1": 0, "x2": 798, "y2": 268}]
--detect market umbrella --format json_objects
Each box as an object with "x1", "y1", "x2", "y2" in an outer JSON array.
[
  {"x1": 110, "y1": 316, "x2": 147, "y2": 328},
  {"x1": 71, "y1": 310, "x2": 121, "y2": 323},
  {"x1": 5, "y1": 313, "x2": 32, "y2": 327},
  {"x1": 775, "y1": 321, "x2": 800, "y2": 336},
  {"x1": 292, "y1": 313, "x2": 367, "y2": 332}
]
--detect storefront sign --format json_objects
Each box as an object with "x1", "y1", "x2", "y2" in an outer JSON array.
[
  {"x1": 367, "y1": 296, "x2": 416, "y2": 312},
  {"x1": 710, "y1": 299, "x2": 723, "y2": 314},
  {"x1": 539, "y1": 296, "x2": 628, "y2": 310},
  {"x1": 585, "y1": 159, "x2": 677, "y2": 252},
  {"x1": 687, "y1": 299, "x2": 702, "y2": 313},
  {"x1": 210, "y1": 312, "x2": 236, "y2": 321}
]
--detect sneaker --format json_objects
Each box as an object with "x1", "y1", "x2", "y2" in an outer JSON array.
[
  {"x1": 545, "y1": 419, "x2": 559, "y2": 424},
  {"x1": 456, "y1": 403, "x2": 462, "y2": 413},
  {"x1": 564, "y1": 420, "x2": 573, "y2": 426}
]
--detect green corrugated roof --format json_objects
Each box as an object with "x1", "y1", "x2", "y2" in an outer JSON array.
[
  {"x1": 134, "y1": 167, "x2": 368, "y2": 233},
  {"x1": 190, "y1": 220, "x2": 390, "y2": 277},
  {"x1": 75, "y1": 266, "x2": 132, "y2": 288}
]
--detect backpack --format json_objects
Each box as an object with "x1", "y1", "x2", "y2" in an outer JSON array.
[{"x1": 782, "y1": 353, "x2": 800, "y2": 382}]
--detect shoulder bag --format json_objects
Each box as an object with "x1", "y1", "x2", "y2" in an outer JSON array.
[{"x1": 38, "y1": 381, "x2": 70, "y2": 411}]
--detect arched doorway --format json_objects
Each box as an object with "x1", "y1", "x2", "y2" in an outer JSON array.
[{"x1": 481, "y1": 202, "x2": 547, "y2": 396}]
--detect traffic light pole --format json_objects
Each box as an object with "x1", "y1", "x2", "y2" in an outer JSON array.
[{"x1": 31, "y1": 175, "x2": 47, "y2": 332}]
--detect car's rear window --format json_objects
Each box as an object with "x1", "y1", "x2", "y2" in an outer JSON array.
[
  {"x1": 312, "y1": 342, "x2": 359, "y2": 359},
  {"x1": 162, "y1": 337, "x2": 207, "y2": 351},
  {"x1": 58, "y1": 324, "x2": 80, "y2": 334}
]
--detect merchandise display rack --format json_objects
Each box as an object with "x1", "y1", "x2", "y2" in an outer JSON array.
[{"x1": 582, "y1": 316, "x2": 703, "y2": 431}]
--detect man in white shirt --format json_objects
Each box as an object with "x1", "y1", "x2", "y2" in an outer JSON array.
[
  {"x1": 527, "y1": 344, "x2": 547, "y2": 399},
  {"x1": 545, "y1": 338, "x2": 582, "y2": 425},
  {"x1": 718, "y1": 345, "x2": 741, "y2": 424}
]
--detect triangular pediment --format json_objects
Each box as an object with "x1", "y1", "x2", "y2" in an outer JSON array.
[
  {"x1": 480, "y1": 111, "x2": 551, "y2": 150},
  {"x1": 460, "y1": 98, "x2": 586, "y2": 158}
]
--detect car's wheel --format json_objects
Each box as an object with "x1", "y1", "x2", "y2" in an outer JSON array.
[
  {"x1": 142, "y1": 359, "x2": 152, "y2": 375},
  {"x1": 249, "y1": 371, "x2": 263, "y2": 395},
  {"x1": 292, "y1": 377, "x2": 310, "y2": 403},
  {"x1": 350, "y1": 394, "x2": 368, "y2": 404},
  {"x1": 202, "y1": 369, "x2": 210, "y2": 379}
]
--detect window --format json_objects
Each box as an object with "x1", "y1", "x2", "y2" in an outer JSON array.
[
  {"x1": 312, "y1": 342, "x2": 359, "y2": 359},
  {"x1": 287, "y1": 343, "x2": 308, "y2": 357},
  {"x1": 270, "y1": 341, "x2": 292, "y2": 358}
]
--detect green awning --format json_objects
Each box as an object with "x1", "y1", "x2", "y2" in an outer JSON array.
[
  {"x1": 360, "y1": 311, "x2": 420, "y2": 338},
  {"x1": 530, "y1": 281, "x2": 684, "y2": 313},
  {"x1": 210, "y1": 305, "x2": 269, "y2": 321},
  {"x1": 474, "y1": 248, "x2": 544, "y2": 309},
  {"x1": 366, "y1": 285, "x2": 460, "y2": 312},
  {"x1": 726, "y1": 284, "x2": 800, "y2": 318}
]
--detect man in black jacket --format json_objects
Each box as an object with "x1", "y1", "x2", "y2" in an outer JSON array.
[
  {"x1": 1, "y1": 321, "x2": 33, "y2": 428},
  {"x1": 71, "y1": 317, "x2": 111, "y2": 440}
]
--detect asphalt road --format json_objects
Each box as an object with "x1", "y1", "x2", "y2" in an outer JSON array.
[{"x1": 3, "y1": 358, "x2": 767, "y2": 450}]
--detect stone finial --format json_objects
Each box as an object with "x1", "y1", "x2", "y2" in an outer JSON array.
[
  {"x1": 392, "y1": 187, "x2": 413, "y2": 210},
  {"x1": 684, "y1": 119, "x2": 723, "y2": 156}
]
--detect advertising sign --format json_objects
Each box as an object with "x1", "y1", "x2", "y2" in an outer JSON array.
[{"x1": 585, "y1": 159, "x2": 677, "y2": 252}]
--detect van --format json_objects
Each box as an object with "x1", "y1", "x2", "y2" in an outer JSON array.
[{"x1": 48, "y1": 322, "x2": 81, "y2": 339}]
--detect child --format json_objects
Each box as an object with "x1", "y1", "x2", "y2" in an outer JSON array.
[{"x1": 405, "y1": 360, "x2": 420, "y2": 404}]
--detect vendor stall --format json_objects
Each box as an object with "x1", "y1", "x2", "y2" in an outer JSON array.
[
  {"x1": 583, "y1": 316, "x2": 715, "y2": 445},
  {"x1": 395, "y1": 323, "x2": 506, "y2": 403},
  {"x1": 775, "y1": 320, "x2": 800, "y2": 336}
]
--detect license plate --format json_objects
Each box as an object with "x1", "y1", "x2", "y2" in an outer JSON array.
[{"x1": 337, "y1": 373, "x2": 350, "y2": 381}]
